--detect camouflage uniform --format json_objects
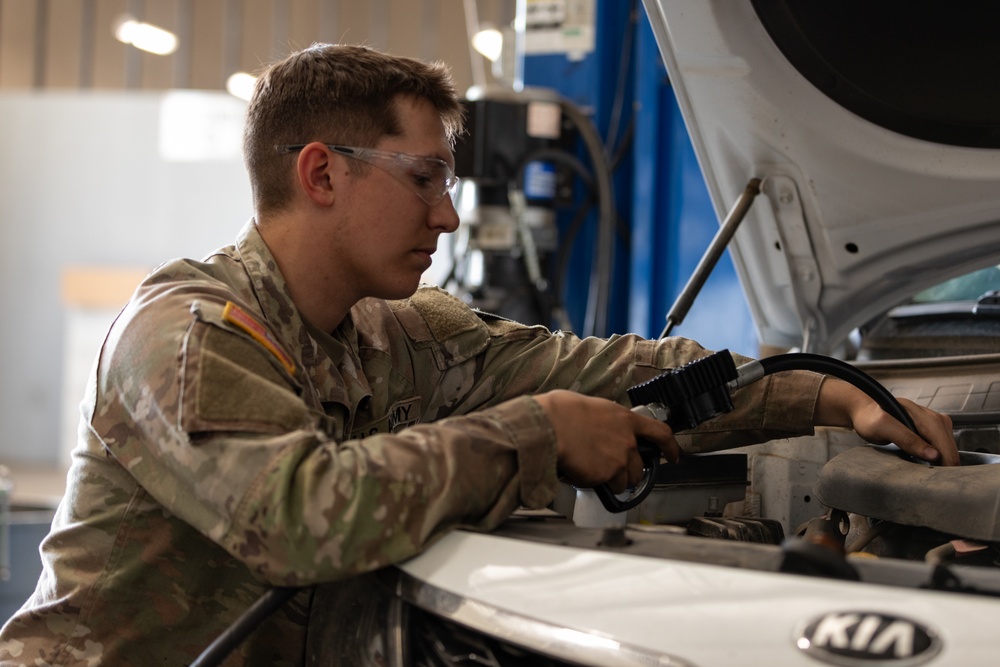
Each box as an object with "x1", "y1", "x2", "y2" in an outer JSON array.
[{"x1": 0, "y1": 221, "x2": 821, "y2": 666}]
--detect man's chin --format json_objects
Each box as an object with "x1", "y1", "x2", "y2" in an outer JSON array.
[{"x1": 379, "y1": 280, "x2": 424, "y2": 302}]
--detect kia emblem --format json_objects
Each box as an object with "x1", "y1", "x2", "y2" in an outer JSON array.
[{"x1": 796, "y1": 611, "x2": 941, "y2": 666}]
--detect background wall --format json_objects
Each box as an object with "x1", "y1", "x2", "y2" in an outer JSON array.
[{"x1": 0, "y1": 91, "x2": 251, "y2": 467}]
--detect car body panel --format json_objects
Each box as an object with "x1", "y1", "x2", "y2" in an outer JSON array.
[
  {"x1": 641, "y1": 0, "x2": 1000, "y2": 353},
  {"x1": 399, "y1": 530, "x2": 993, "y2": 665}
]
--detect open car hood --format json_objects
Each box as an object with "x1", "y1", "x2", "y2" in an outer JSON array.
[{"x1": 642, "y1": 0, "x2": 1000, "y2": 354}]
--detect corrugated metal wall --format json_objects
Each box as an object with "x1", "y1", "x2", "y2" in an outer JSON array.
[{"x1": 0, "y1": 0, "x2": 508, "y2": 93}]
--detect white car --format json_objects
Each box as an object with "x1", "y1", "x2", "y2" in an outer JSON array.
[{"x1": 304, "y1": 2, "x2": 1000, "y2": 665}]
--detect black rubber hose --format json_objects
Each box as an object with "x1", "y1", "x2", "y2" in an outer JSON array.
[
  {"x1": 757, "y1": 353, "x2": 917, "y2": 433},
  {"x1": 189, "y1": 586, "x2": 300, "y2": 667}
]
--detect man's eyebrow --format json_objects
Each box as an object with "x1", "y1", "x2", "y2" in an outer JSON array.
[
  {"x1": 434, "y1": 152, "x2": 456, "y2": 168},
  {"x1": 420, "y1": 143, "x2": 454, "y2": 165},
  {"x1": 419, "y1": 151, "x2": 454, "y2": 169},
  {"x1": 418, "y1": 149, "x2": 447, "y2": 161}
]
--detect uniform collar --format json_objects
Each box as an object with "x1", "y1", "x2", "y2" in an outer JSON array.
[
  {"x1": 235, "y1": 219, "x2": 323, "y2": 368},
  {"x1": 234, "y1": 220, "x2": 365, "y2": 409}
]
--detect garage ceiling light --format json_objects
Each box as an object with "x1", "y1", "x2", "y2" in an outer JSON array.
[
  {"x1": 226, "y1": 72, "x2": 257, "y2": 101},
  {"x1": 472, "y1": 27, "x2": 503, "y2": 62},
  {"x1": 114, "y1": 15, "x2": 178, "y2": 56}
]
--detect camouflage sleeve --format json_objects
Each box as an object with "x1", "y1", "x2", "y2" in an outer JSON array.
[
  {"x1": 391, "y1": 287, "x2": 823, "y2": 453},
  {"x1": 166, "y1": 397, "x2": 556, "y2": 584},
  {"x1": 92, "y1": 293, "x2": 558, "y2": 587},
  {"x1": 482, "y1": 327, "x2": 823, "y2": 452}
]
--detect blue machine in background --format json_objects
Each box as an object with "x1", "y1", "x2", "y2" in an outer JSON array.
[{"x1": 520, "y1": 0, "x2": 759, "y2": 356}]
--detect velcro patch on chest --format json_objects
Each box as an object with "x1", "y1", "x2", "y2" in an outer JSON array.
[
  {"x1": 391, "y1": 287, "x2": 481, "y2": 341},
  {"x1": 389, "y1": 286, "x2": 490, "y2": 369}
]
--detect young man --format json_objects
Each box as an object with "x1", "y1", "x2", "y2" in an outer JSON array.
[{"x1": 0, "y1": 44, "x2": 956, "y2": 666}]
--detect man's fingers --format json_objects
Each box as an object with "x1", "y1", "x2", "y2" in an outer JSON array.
[
  {"x1": 631, "y1": 413, "x2": 679, "y2": 463},
  {"x1": 540, "y1": 390, "x2": 684, "y2": 490},
  {"x1": 876, "y1": 398, "x2": 959, "y2": 466},
  {"x1": 898, "y1": 400, "x2": 958, "y2": 466},
  {"x1": 626, "y1": 447, "x2": 645, "y2": 486},
  {"x1": 893, "y1": 428, "x2": 941, "y2": 463},
  {"x1": 607, "y1": 467, "x2": 630, "y2": 494},
  {"x1": 602, "y1": 445, "x2": 649, "y2": 494}
]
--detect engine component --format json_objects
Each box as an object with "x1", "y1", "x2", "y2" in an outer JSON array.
[
  {"x1": 688, "y1": 516, "x2": 785, "y2": 544},
  {"x1": 638, "y1": 452, "x2": 748, "y2": 525},
  {"x1": 815, "y1": 445, "x2": 1000, "y2": 541},
  {"x1": 780, "y1": 510, "x2": 861, "y2": 581}
]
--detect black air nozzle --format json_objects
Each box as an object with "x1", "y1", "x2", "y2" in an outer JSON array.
[{"x1": 627, "y1": 350, "x2": 738, "y2": 432}]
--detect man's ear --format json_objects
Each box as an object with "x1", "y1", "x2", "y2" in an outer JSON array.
[{"x1": 296, "y1": 142, "x2": 337, "y2": 206}]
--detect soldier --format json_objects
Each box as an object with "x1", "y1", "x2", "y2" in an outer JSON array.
[{"x1": 0, "y1": 44, "x2": 957, "y2": 666}]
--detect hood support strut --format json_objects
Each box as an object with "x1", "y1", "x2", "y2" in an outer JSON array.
[{"x1": 660, "y1": 178, "x2": 763, "y2": 339}]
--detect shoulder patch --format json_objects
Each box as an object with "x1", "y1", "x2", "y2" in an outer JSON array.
[
  {"x1": 222, "y1": 301, "x2": 296, "y2": 374},
  {"x1": 184, "y1": 324, "x2": 307, "y2": 434}
]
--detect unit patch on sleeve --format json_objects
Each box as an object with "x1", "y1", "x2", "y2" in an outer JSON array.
[{"x1": 222, "y1": 301, "x2": 296, "y2": 375}]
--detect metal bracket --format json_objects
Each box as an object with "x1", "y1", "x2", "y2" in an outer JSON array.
[{"x1": 763, "y1": 175, "x2": 826, "y2": 352}]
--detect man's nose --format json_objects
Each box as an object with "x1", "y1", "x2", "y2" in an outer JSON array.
[{"x1": 430, "y1": 195, "x2": 460, "y2": 233}]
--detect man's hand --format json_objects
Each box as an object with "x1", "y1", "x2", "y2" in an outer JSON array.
[
  {"x1": 815, "y1": 378, "x2": 959, "y2": 466},
  {"x1": 533, "y1": 390, "x2": 680, "y2": 492}
]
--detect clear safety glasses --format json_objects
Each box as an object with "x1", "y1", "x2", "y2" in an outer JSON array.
[{"x1": 276, "y1": 143, "x2": 460, "y2": 206}]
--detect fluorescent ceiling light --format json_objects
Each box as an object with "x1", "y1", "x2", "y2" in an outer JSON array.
[
  {"x1": 472, "y1": 27, "x2": 504, "y2": 62},
  {"x1": 226, "y1": 72, "x2": 257, "y2": 102},
  {"x1": 114, "y1": 15, "x2": 178, "y2": 56}
]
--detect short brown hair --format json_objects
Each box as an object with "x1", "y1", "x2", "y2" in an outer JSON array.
[{"x1": 244, "y1": 44, "x2": 465, "y2": 215}]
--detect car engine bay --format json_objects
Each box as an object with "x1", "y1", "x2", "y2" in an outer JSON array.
[
  {"x1": 519, "y1": 351, "x2": 1000, "y2": 590},
  {"x1": 303, "y1": 353, "x2": 1000, "y2": 667}
]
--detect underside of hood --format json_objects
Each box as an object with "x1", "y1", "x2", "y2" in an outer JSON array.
[{"x1": 642, "y1": 0, "x2": 1000, "y2": 354}]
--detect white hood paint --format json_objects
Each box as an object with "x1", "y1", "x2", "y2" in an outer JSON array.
[{"x1": 642, "y1": 1, "x2": 1000, "y2": 353}]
